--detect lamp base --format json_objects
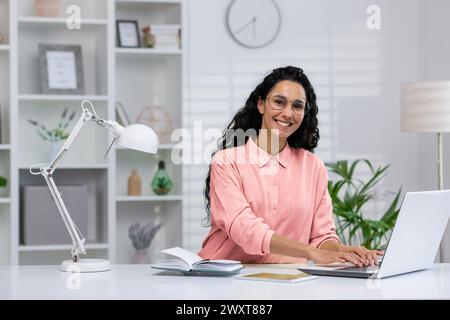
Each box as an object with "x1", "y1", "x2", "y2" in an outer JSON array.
[{"x1": 60, "y1": 258, "x2": 111, "y2": 273}]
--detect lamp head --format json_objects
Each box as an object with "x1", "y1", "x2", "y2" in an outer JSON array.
[
  {"x1": 114, "y1": 123, "x2": 159, "y2": 154},
  {"x1": 401, "y1": 81, "x2": 450, "y2": 133}
]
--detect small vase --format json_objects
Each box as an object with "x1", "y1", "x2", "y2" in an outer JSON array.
[
  {"x1": 142, "y1": 31, "x2": 155, "y2": 48},
  {"x1": 151, "y1": 161, "x2": 173, "y2": 195},
  {"x1": 133, "y1": 248, "x2": 150, "y2": 264},
  {"x1": 34, "y1": 0, "x2": 60, "y2": 17},
  {"x1": 128, "y1": 170, "x2": 142, "y2": 196},
  {"x1": 47, "y1": 141, "x2": 62, "y2": 163}
]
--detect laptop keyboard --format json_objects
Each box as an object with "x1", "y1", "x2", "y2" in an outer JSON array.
[{"x1": 341, "y1": 266, "x2": 375, "y2": 272}]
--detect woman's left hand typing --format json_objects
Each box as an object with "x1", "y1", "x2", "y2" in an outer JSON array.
[{"x1": 341, "y1": 245, "x2": 384, "y2": 266}]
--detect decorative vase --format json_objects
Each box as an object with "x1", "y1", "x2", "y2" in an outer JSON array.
[
  {"x1": 142, "y1": 26, "x2": 155, "y2": 48},
  {"x1": 133, "y1": 248, "x2": 150, "y2": 264},
  {"x1": 47, "y1": 141, "x2": 63, "y2": 163},
  {"x1": 34, "y1": 0, "x2": 60, "y2": 17},
  {"x1": 151, "y1": 161, "x2": 173, "y2": 195},
  {"x1": 128, "y1": 169, "x2": 142, "y2": 196}
]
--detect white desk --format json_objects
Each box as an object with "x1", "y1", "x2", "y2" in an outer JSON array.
[{"x1": 1, "y1": 264, "x2": 450, "y2": 300}]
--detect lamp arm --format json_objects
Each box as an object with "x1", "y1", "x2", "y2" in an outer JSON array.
[
  {"x1": 28, "y1": 100, "x2": 122, "y2": 263},
  {"x1": 43, "y1": 172, "x2": 86, "y2": 260},
  {"x1": 47, "y1": 107, "x2": 95, "y2": 175},
  {"x1": 34, "y1": 107, "x2": 95, "y2": 261}
]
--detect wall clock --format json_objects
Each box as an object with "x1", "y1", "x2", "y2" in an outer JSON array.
[{"x1": 226, "y1": 0, "x2": 281, "y2": 48}]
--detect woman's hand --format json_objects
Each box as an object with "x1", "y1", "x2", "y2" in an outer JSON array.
[
  {"x1": 340, "y1": 245, "x2": 384, "y2": 266},
  {"x1": 307, "y1": 247, "x2": 368, "y2": 267}
]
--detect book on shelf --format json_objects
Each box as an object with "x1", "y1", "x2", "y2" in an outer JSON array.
[
  {"x1": 151, "y1": 24, "x2": 181, "y2": 49},
  {"x1": 151, "y1": 24, "x2": 181, "y2": 34},
  {"x1": 151, "y1": 247, "x2": 244, "y2": 275},
  {"x1": 235, "y1": 272, "x2": 318, "y2": 283}
]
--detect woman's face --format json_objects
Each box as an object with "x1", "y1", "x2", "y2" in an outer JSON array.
[{"x1": 257, "y1": 80, "x2": 307, "y2": 141}]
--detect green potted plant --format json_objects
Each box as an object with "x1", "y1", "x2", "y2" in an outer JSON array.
[
  {"x1": 151, "y1": 161, "x2": 173, "y2": 195},
  {"x1": 152, "y1": 176, "x2": 173, "y2": 195},
  {"x1": 0, "y1": 175, "x2": 7, "y2": 197},
  {"x1": 326, "y1": 159, "x2": 402, "y2": 250},
  {"x1": 28, "y1": 108, "x2": 76, "y2": 162}
]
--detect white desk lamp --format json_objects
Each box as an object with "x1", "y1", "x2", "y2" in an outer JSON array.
[
  {"x1": 30, "y1": 100, "x2": 159, "y2": 272},
  {"x1": 401, "y1": 81, "x2": 450, "y2": 263}
]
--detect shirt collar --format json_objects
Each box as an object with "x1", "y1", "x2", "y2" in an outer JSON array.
[{"x1": 247, "y1": 137, "x2": 291, "y2": 168}]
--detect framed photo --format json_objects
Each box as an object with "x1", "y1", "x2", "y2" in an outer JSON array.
[
  {"x1": 117, "y1": 20, "x2": 140, "y2": 48},
  {"x1": 39, "y1": 44, "x2": 84, "y2": 94}
]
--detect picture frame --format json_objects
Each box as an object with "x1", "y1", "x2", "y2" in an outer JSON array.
[
  {"x1": 117, "y1": 20, "x2": 141, "y2": 48},
  {"x1": 39, "y1": 44, "x2": 85, "y2": 95}
]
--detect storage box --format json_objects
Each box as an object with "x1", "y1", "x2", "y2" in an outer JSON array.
[{"x1": 21, "y1": 185, "x2": 88, "y2": 245}]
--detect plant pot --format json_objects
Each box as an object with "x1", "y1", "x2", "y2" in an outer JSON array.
[
  {"x1": 47, "y1": 141, "x2": 63, "y2": 163},
  {"x1": 34, "y1": 0, "x2": 60, "y2": 17},
  {"x1": 153, "y1": 187, "x2": 170, "y2": 195},
  {"x1": 133, "y1": 248, "x2": 150, "y2": 264}
]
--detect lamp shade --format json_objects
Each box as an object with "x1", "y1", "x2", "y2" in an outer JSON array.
[
  {"x1": 116, "y1": 124, "x2": 159, "y2": 154},
  {"x1": 401, "y1": 81, "x2": 450, "y2": 133}
]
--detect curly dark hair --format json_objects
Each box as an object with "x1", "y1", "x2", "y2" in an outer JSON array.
[{"x1": 203, "y1": 66, "x2": 320, "y2": 226}]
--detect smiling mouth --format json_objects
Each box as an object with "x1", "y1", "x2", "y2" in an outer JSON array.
[{"x1": 274, "y1": 119, "x2": 293, "y2": 128}]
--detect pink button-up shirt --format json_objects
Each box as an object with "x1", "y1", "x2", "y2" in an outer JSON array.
[{"x1": 198, "y1": 137, "x2": 339, "y2": 263}]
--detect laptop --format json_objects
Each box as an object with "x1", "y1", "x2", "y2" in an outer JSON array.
[{"x1": 298, "y1": 190, "x2": 450, "y2": 279}]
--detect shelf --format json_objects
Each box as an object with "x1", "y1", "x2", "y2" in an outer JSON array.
[
  {"x1": 0, "y1": 144, "x2": 11, "y2": 150},
  {"x1": 116, "y1": 143, "x2": 180, "y2": 150},
  {"x1": 18, "y1": 94, "x2": 109, "y2": 102},
  {"x1": 116, "y1": 0, "x2": 182, "y2": 4},
  {"x1": 116, "y1": 195, "x2": 183, "y2": 202},
  {"x1": 18, "y1": 17, "x2": 108, "y2": 27},
  {"x1": 18, "y1": 243, "x2": 109, "y2": 252},
  {"x1": 116, "y1": 47, "x2": 181, "y2": 58},
  {"x1": 19, "y1": 164, "x2": 109, "y2": 170},
  {"x1": 0, "y1": 198, "x2": 11, "y2": 204},
  {"x1": 0, "y1": 45, "x2": 10, "y2": 52}
]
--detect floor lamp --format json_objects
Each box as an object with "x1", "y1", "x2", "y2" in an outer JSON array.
[{"x1": 401, "y1": 81, "x2": 450, "y2": 263}]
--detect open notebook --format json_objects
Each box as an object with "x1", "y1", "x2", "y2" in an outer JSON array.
[{"x1": 151, "y1": 247, "x2": 245, "y2": 275}]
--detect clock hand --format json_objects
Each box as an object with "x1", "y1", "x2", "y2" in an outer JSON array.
[
  {"x1": 233, "y1": 16, "x2": 258, "y2": 35},
  {"x1": 252, "y1": 16, "x2": 256, "y2": 39}
]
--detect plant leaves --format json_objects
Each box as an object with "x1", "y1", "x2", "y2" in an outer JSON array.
[{"x1": 327, "y1": 159, "x2": 402, "y2": 250}]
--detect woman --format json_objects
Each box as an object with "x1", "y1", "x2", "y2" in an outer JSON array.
[{"x1": 198, "y1": 66, "x2": 382, "y2": 267}]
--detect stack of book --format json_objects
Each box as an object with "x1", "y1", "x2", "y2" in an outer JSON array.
[{"x1": 150, "y1": 24, "x2": 181, "y2": 49}]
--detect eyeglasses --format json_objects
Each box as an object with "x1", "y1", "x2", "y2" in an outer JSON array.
[{"x1": 265, "y1": 94, "x2": 309, "y2": 115}]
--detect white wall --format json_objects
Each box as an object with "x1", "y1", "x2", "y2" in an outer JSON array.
[
  {"x1": 418, "y1": 0, "x2": 450, "y2": 261},
  {"x1": 183, "y1": 0, "x2": 431, "y2": 253}
]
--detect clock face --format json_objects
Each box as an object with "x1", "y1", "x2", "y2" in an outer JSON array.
[{"x1": 226, "y1": 0, "x2": 281, "y2": 48}]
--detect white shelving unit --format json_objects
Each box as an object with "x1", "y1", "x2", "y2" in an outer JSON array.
[
  {"x1": 0, "y1": 144, "x2": 11, "y2": 150},
  {"x1": 116, "y1": 195, "x2": 183, "y2": 202},
  {"x1": 18, "y1": 94, "x2": 109, "y2": 102},
  {"x1": 18, "y1": 243, "x2": 109, "y2": 252},
  {"x1": 0, "y1": 0, "x2": 184, "y2": 266},
  {"x1": 0, "y1": 0, "x2": 11, "y2": 266},
  {"x1": 17, "y1": 16, "x2": 108, "y2": 26}
]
